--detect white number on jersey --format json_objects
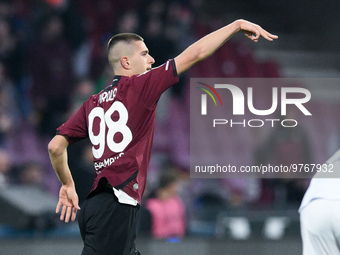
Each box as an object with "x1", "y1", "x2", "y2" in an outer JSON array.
[{"x1": 88, "y1": 101, "x2": 132, "y2": 159}]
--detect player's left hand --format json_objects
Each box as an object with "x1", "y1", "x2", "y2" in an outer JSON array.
[
  {"x1": 238, "y1": 19, "x2": 278, "y2": 42},
  {"x1": 56, "y1": 184, "x2": 80, "y2": 223}
]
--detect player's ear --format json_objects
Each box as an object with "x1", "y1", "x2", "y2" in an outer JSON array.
[{"x1": 121, "y1": 57, "x2": 131, "y2": 70}]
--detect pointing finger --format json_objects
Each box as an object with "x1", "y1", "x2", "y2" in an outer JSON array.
[{"x1": 259, "y1": 28, "x2": 278, "y2": 41}]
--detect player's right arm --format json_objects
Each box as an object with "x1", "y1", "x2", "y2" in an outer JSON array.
[
  {"x1": 48, "y1": 135, "x2": 80, "y2": 223},
  {"x1": 174, "y1": 19, "x2": 278, "y2": 75}
]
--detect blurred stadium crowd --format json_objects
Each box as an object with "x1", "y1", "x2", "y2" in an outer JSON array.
[{"x1": 1, "y1": 0, "x2": 339, "y2": 239}]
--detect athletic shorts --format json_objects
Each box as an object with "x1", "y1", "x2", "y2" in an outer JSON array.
[{"x1": 78, "y1": 188, "x2": 140, "y2": 255}]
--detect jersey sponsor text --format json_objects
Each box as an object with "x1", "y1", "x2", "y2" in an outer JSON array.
[{"x1": 94, "y1": 152, "x2": 124, "y2": 173}]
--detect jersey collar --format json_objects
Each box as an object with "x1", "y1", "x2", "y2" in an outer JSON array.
[{"x1": 112, "y1": 76, "x2": 122, "y2": 87}]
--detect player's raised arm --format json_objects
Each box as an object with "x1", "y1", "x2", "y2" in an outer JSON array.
[
  {"x1": 174, "y1": 19, "x2": 278, "y2": 75},
  {"x1": 48, "y1": 135, "x2": 80, "y2": 223}
]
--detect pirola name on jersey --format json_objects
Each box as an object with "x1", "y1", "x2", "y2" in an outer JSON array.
[
  {"x1": 94, "y1": 152, "x2": 124, "y2": 173},
  {"x1": 99, "y1": 88, "x2": 118, "y2": 104}
]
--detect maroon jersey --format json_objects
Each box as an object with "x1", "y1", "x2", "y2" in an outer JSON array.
[{"x1": 57, "y1": 59, "x2": 179, "y2": 203}]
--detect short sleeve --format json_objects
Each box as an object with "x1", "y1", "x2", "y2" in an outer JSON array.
[
  {"x1": 130, "y1": 59, "x2": 179, "y2": 109},
  {"x1": 56, "y1": 102, "x2": 88, "y2": 145}
]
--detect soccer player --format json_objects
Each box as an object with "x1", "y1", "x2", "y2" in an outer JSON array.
[
  {"x1": 48, "y1": 19, "x2": 277, "y2": 255},
  {"x1": 299, "y1": 149, "x2": 340, "y2": 255}
]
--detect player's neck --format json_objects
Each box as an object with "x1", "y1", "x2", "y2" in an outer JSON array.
[{"x1": 113, "y1": 68, "x2": 137, "y2": 77}]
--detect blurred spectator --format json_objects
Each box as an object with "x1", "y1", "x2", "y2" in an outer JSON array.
[
  {"x1": 190, "y1": 179, "x2": 228, "y2": 222},
  {"x1": 68, "y1": 77, "x2": 95, "y2": 115},
  {"x1": 143, "y1": 0, "x2": 166, "y2": 21},
  {"x1": 0, "y1": 0, "x2": 11, "y2": 18},
  {"x1": 0, "y1": 149, "x2": 12, "y2": 187},
  {"x1": 0, "y1": 17, "x2": 24, "y2": 88},
  {"x1": 116, "y1": 10, "x2": 140, "y2": 34},
  {"x1": 0, "y1": 60, "x2": 20, "y2": 146},
  {"x1": 143, "y1": 169, "x2": 186, "y2": 239},
  {"x1": 29, "y1": 12, "x2": 75, "y2": 137},
  {"x1": 75, "y1": 0, "x2": 140, "y2": 81},
  {"x1": 165, "y1": 1, "x2": 193, "y2": 51},
  {"x1": 41, "y1": 0, "x2": 87, "y2": 51},
  {"x1": 47, "y1": 0, "x2": 89, "y2": 79},
  {"x1": 222, "y1": 178, "x2": 261, "y2": 209},
  {"x1": 18, "y1": 161, "x2": 45, "y2": 188}
]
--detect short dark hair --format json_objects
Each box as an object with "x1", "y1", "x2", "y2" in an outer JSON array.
[
  {"x1": 107, "y1": 33, "x2": 144, "y2": 51},
  {"x1": 158, "y1": 170, "x2": 179, "y2": 190}
]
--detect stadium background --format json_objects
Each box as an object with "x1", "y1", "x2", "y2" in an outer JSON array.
[{"x1": 0, "y1": 0, "x2": 340, "y2": 254}]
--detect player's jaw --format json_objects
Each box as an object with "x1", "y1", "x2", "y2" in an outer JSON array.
[
  {"x1": 129, "y1": 43, "x2": 155, "y2": 74},
  {"x1": 139, "y1": 58, "x2": 153, "y2": 73}
]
